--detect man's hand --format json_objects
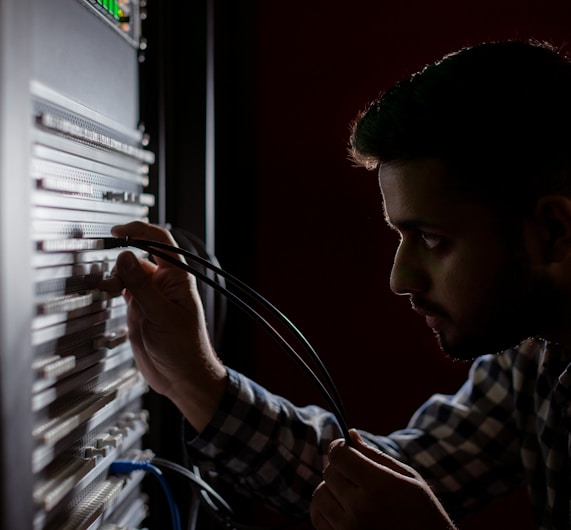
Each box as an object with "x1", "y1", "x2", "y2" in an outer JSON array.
[
  {"x1": 310, "y1": 430, "x2": 457, "y2": 530},
  {"x1": 98, "y1": 221, "x2": 227, "y2": 432}
]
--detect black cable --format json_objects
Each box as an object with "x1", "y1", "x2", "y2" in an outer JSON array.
[
  {"x1": 141, "y1": 237, "x2": 342, "y2": 411},
  {"x1": 117, "y1": 237, "x2": 351, "y2": 444},
  {"x1": 151, "y1": 457, "x2": 234, "y2": 514},
  {"x1": 168, "y1": 226, "x2": 228, "y2": 351},
  {"x1": 108, "y1": 236, "x2": 349, "y2": 437},
  {"x1": 100, "y1": 234, "x2": 350, "y2": 529},
  {"x1": 152, "y1": 457, "x2": 310, "y2": 530}
]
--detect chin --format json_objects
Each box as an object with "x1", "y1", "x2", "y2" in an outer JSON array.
[{"x1": 437, "y1": 330, "x2": 527, "y2": 361}]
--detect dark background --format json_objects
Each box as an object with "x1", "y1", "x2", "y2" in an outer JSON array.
[{"x1": 140, "y1": 1, "x2": 571, "y2": 528}]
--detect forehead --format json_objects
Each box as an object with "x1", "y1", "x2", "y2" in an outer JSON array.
[{"x1": 379, "y1": 158, "x2": 480, "y2": 229}]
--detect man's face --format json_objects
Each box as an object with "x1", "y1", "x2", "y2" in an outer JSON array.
[{"x1": 380, "y1": 158, "x2": 560, "y2": 360}]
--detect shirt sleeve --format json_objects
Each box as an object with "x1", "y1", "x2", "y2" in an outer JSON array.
[
  {"x1": 185, "y1": 368, "x2": 345, "y2": 514},
  {"x1": 362, "y1": 349, "x2": 525, "y2": 519},
  {"x1": 185, "y1": 351, "x2": 524, "y2": 518}
]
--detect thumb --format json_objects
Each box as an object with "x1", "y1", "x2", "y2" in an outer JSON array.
[
  {"x1": 115, "y1": 251, "x2": 170, "y2": 321},
  {"x1": 349, "y1": 429, "x2": 386, "y2": 460},
  {"x1": 349, "y1": 429, "x2": 417, "y2": 479}
]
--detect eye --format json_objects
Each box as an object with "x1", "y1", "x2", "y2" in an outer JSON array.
[{"x1": 420, "y1": 232, "x2": 443, "y2": 249}]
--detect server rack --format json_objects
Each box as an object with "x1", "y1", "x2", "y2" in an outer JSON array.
[{"x1": 0, "y1": 1, "x2": 156, "y2": 528}]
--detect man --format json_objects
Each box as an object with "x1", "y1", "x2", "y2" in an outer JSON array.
[{"x1": 100, "y1": 39, "x2": 571, "y2": 529}]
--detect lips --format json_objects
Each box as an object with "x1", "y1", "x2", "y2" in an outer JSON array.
[
  {"x1": 410, "y1": 300, "x2": 444, "y2": 330},
  {"x1": 424, "y1": 314, "x2": 443, "y2": 330}
]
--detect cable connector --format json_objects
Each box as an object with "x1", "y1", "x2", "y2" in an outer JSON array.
[
  {"x1": 110, "y1": 458, "x2": 181, "y2": 530},
  {"x1": 109, "y1": 459, "x2": 154, "y2": 474},
  {"x1": 99, "y1": 237, "x2": 130, "y2": 249}
]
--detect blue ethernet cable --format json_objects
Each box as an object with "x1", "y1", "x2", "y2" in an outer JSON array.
[{"x1": 110, "y1": 459, "x2": 182, "y2": 530}]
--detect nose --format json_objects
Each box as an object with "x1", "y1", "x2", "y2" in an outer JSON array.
[{"x1": 389, "y1": 242, "x2": 429, "y2": 295}]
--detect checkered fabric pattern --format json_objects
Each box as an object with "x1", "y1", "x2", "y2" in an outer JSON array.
[{"x1": 186, "y1": 337, "x2": 571, "y2": 529}]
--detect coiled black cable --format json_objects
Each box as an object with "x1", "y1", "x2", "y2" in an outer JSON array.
[{"x1": 104, "y1": 236, "x2": 352, "y2": 444}]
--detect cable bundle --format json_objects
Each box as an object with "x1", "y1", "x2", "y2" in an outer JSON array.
[
  {"x1": 103, "y1": 235, "x2": 352, "y2": 529},
  {"x1": 104, "y1": 236, "x2": 352, "y2": 444}
]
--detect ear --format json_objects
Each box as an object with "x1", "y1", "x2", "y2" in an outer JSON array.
[{"x1": 533, "y1": 195, "x2": 571, "y2": 263}]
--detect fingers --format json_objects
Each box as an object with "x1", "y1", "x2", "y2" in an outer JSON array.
[
  {"x1": 98, "y1": 246, "x2": 158, "y2": 297},
  {"x1": 327, "y1": 438, "x2": 377, "y2": 487},
  {"x1": 111, "y1": 221, "x2": 176, "y2": 244},
  {"x1": 329, "y1": 431, "x2": 418, "y2": 486},
  {"x1": 348, "y1": 429, "x2": 386, "y2": 461},
  {"x1": 109, "y1": 251, "x2": 175, "y2": 323},
  {"x1": 111, "y1": 221, "x2": 186, "y2": 269},
  {"x1": 97, "y1": 273, "x2": 125, "y2": 297},
  {"x1": 314, "y1": 432, "x2": 457, "y2": 530},
  {"x1": 310, "y1": 481, "x2": 345, "y2": 530},
  {"x1": 99, "y1": 221, "x2": 202, "y2": 323},
  {"x1": 349, "y1": 429, "x2": 418, "y2": 478}
]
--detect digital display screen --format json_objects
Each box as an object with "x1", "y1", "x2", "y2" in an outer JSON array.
[{"x1": 79, "y1": 0, "x2": 140, "y2": 46}]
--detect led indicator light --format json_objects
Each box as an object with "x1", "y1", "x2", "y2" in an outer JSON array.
[{"x1": 90, "y1": 0, "x2": 131, "y2": 30}]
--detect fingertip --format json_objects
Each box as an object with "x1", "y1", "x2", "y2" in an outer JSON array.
[
  {"x1": 109, "y1": 229, "x2": 124, "y2": 241},
  {"x1": 116, "y1": 250, "x2": 138, "y2": 272},
  {"x1": 110, "y1": 221, "x2": 175, "y2": 246},
  {"x1": 110, "y1": 223, "x2": 134, "y2": 237},
  {"x1": 349, "y1": 429, "x2": 364, "y2": 444},
  {"x1": 328, "y1": 438, "x2": 346, "y2": 457},
  {"x1": 97, "y1": 275, "x2": 124, "y2": 296}
]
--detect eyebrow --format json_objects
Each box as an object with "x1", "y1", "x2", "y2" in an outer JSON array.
[{"x1": 385, "y1": 216, "x2": 435, "y2": 232}]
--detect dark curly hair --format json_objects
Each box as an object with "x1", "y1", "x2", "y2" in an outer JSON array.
[{"x1": 350, "y1": 40, "x2": 571, "y2": 210}]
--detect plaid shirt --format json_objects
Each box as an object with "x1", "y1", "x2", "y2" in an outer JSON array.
[{"x1": 187, "y1": 338, "x2": 571, "y2": 530}]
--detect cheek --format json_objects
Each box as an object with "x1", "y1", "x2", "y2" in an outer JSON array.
[{"x1": 436, "y1": 252, "x2": 510, "y2": 311}]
